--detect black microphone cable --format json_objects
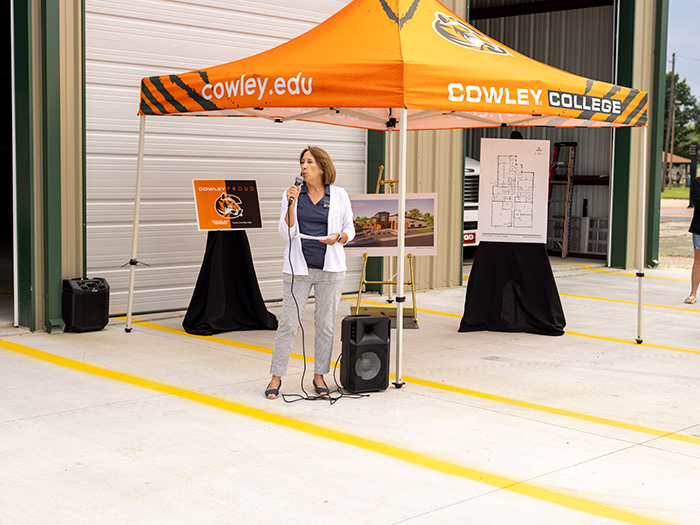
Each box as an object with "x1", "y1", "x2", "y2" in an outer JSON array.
[
  {"x1": 281, "y1": 180, "x2": 333, "y2": 404},
  {"x1": 280, "y1": 182, "x2": 367, "y2": 405}
]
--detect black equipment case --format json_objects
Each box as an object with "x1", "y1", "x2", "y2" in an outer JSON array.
[{"x1": 62, "y1": 278, "x2": 110, "y2": 332}]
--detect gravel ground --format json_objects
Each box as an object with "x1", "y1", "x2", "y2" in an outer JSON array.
[{"x1": 659, "y1": 199, "x2": 695, "y2": 269}]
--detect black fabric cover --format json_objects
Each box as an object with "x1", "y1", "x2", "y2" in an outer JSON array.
[
  {"x1": 459, "y1": 242, "x2": 566, "y2": 336},
  {"x1": 183, "y1": 230, "x2": 277, "y2": 335}
]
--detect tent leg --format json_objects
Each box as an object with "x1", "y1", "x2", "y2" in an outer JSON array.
[
  {"x1": 636, "y1": 126, "x2": 648, "y2": 344},
  {"x1": 387, "y1": 129, "x2": 395, "y2": 303},
  {"x1": 125, "y1": 115, "x2": 146, "y2": 333},
  {"x1": 394, "y1": 108, "x2": 407, "y2": 388}
]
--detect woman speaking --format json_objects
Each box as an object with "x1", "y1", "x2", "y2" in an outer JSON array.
[{"x1": 265, "y1": 146, "x2": 355, "y2": 399}]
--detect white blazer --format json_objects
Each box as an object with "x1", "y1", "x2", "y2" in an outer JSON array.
[{"x1": 278, "y1": 185, "x2": 356, "y2": 275}]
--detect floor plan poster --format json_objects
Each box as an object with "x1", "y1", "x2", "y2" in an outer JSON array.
[{"x1": 477, "y1": 138, "x2": 550, "y2": 244}]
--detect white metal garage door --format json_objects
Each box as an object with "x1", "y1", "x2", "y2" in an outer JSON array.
[{"x1": 85, "y1": 0, "x2": 366, "y2": 315}]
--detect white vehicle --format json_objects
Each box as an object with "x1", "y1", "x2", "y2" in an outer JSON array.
[{"x1": 463, "y1": 156, "x2": 480, "y2": 248}]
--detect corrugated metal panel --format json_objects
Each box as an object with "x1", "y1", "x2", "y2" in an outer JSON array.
[
  {"x1": 60, "y1": 0, "x2": 84, "y2": 279},
  {"x1": 85, "y1": 0, "x2": 366, "y2": 315},
  {"x1": 412, "y1": 130, "x2": 465, "y2": 290},
  {"x1": 466, "y1": 128, "x2": 613, "y2": 177},
  {"x1": 378, "y1": 0, "x2": 466, "y2": 293},
  {"x1": 627, "y1": 0, "x2": 656, "y2": 269},
  {"x1": 467, "y1": 5, "x2": 615, "y2": 175},
  {"x1": 385, "y1": 129, "x2": 464, "y2": 291},
  {"x1": 472, "y1": 5, "x2": 614, "y2": 82},
  {"x1": 465, "y1": 4, "x2": 615, "y2": 255}
]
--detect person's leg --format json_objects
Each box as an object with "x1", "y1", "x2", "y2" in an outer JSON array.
[
  {"x1": 689, "y1": 236, "x2": 700, "y2": 301},
  {"x1": 268, "y1": 273, "x2": 313, "y2": 391},
  {"x1": 311, "y1": 269, "x2": 346, "y2": 382}
]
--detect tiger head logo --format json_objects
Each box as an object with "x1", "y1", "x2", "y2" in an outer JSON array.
[
  {"x1": 214, "y1": 192, "x2": 243, "y2": 219},
  {"x1": 433, "y1": 12, "x2": 511, "y2": 56}
]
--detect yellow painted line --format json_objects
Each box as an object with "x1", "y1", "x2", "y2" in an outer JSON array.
[
  {"x1": 564, "y1": 331, "x2": 700, "y2": 356},
  {"x1": 551, "y1": 262, "x2": 593, "y2": 269},
  {"x1": 417, "y1": 307, "x2": 461, "y2": 318},
  {"x1": 341, "y1": 296, "x2": 463, "y2": 318},
  {"x1": 589, "y1": 268, "x2": 690, "y2": 282},
  {"x1": 129, "y1": 318, "x2": 700, "y2": 448},
  {"x1": 0, "y1": 339, "x2": 674, "y2": 525},
  {"x1": 402, "y1": 373, "x2": 700, "y2": 446},
  {"x1": 343, "y1": 292, "x2": 699, "y2": 320},
  {"x1": 560, "y1": 293, "x2": 700, "y2": 313},
  {"x1": 118, "y1": 318, "x2": 314, "y2": 364}
]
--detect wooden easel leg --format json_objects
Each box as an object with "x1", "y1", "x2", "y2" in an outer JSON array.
[
  {"x1": 408, "y1": 254, "x2": 418, "y2": 324},
  {"x1": 355, "y1": 253, "x2": 369, "y2": 315}
]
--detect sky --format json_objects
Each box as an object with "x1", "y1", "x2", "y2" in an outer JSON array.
[{"x1": 667, "y1": 0, "x2": 700, "y2": 99}]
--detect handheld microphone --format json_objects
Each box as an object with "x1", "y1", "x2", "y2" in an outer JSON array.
[{"x1": 288, "y1": 175, "x2": 303, "y2": 205}]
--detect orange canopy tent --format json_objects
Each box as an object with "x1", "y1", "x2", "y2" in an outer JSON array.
[
  {"x1": 129, "y1": 0, "x2": 651, "y2": 379},
  {"x1": 138, "y1": 0, "x2": 647, "y2": 130}
]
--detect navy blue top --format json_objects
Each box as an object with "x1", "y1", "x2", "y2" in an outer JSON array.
[{"x1": 297, "y1": 183, "x2": 330, "y2": 269}]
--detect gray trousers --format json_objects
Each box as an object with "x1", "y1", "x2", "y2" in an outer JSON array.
[{"x1": 270, "y1": 269, "x2": 346, "y2": 377}]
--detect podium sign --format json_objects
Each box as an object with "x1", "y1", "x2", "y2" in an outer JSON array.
[
  {"x1": 690, "y1": 142, "x2": 698, "y2": 184},
  {"x1": 192, "y1": 180, "x2": 262, "y2": 230}
]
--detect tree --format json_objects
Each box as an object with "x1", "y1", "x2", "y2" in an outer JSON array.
[
  {"x1": 664, "y1": 72, "x2": 700, "y2": 158},
  {"x1": 406, "y1": 208, "x2": 422, "y2": 219}
]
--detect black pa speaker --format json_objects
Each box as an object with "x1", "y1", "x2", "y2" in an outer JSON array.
[
  {"x1": 62, "y1": 278, "x2": 110, "y2": 332},
  {"x1": 340, "y1": 315, "x2": 391, "y2": 393}
]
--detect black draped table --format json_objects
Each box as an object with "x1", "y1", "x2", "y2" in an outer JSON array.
[
  {"x1": 459, "y1": 242, "x2": 566, "y2": 336},
  {"x1": 183, "y1": 230, "x2": 278, "y2": 335}
]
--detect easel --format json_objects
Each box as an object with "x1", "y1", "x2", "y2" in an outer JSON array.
[
  {"x1": 353, "y1": 165, "x2": 419, "y2": 327},
  {"x1": 355, "y1": 252, "x2": 418, "y2": 325}
]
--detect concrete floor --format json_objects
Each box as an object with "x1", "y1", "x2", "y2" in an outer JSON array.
[{"x1": 1, "y1": 258, "x2": 699, "y2": 524}]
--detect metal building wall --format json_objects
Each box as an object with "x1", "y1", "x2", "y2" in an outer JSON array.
[
  {"x1": 464, "y1": 3, "x2": 616, "y2": 258},
  {"x1": 84, "y1": 0, "x2": 366, "y2": 315},
  {"x1": 60, "y1": 0, "x2": 84, "y2": 281},
  {"x1": 626, "y1": 0, "x2": 657, "y2": 269},
  {"x1": 385, "y1": 129, "x2": 465, "y2": 291},
  {"x1": 466, "y1": 4, "x2": 615, "y2": 177},
  {"x1": 379, "y1": 0, "x2": 466, "y2": 293}
]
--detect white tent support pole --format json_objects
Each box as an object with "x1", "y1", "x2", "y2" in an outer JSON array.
[
  {"x1": 394, "y1": 107, "x2": 408, "y2": 388},
  {"x1": 386, "y1": 126, "x2": 394, "y2": 302},
  {"x1": 125, "y1": 115, "x2": 147, "y2": 333},
  {"x1": 635, "y1": 126, "x2": 648, "y2": 344}
]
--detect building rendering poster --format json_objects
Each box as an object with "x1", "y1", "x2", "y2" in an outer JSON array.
[{"x1": 345, "y1": 193, "x2": 438, "y2": 256}]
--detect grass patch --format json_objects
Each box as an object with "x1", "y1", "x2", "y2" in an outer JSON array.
[{"x1": 661, "y1": 186, "x2": 690, "y2": 199}]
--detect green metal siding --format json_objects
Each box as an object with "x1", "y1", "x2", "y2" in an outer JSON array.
[
  {"x1": 41, "y1": 0, "x2": 63, "y2": 332},
  {"x1": 610, "y1": 0, "x2": 635, "y2": 267}
]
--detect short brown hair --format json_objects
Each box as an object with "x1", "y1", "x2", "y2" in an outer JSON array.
[{"x1": 300, "y1": 146, "x2": 336, "y2": 185}]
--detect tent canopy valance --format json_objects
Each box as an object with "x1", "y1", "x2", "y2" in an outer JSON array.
[{"x1": 138, "y1": 0, "x2": 647, "y2": 130}]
